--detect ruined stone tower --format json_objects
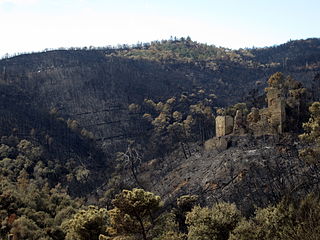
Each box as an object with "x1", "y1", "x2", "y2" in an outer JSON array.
[
  {"x1": 215, "y1": 115, "x2": 234, "y2": 137},
  {"x1": 212, "y1": 73, "x2": 307, "y2": 139},
  {"x1": 265, "y1": 86, "x2": 286, "y2": 134}
]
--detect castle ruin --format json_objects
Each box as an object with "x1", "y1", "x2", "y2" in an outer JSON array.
[
  {"x1": 214, "y1": 72, "x2": 306, "y2": 138},
  {"x1": 215, "y1": 115, "x2": 234, "y2": 137}
]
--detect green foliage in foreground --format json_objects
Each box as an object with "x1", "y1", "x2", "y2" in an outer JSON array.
[
  {"x1": 299, "y1": 101, "x2": 320, "y2": 164},
  {"x1": 62, "y1": 206, "x2": 108, "y2": 240},
  {"x1": 0, "y1": 177, "x2": 80, "y2": 240},
  {"x1": 230, "y1": 194, "x2": 320, "y2": 240},
  {"x1": 186, "y1": 203, "x2": 241, "y2": 240},
  {"x1": 2, "y1": 183, "x2": 320, "y2": 240},
  {"x1": 107, "y1": 188, "x2": 162, "y2": 240}
]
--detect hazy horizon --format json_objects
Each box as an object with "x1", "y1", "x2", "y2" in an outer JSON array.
[{"x1": 0, "y1": 0, "x2": 319, "y2": 57}]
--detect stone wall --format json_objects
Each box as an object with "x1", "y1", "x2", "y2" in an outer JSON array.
[
  {"x1": 265, "y1": 87, "x2": 286, "y2": 134},
  {"x1": 216, "y1": 116, "x2": 234, "y2": 137},
  {"x1": 215, "y1": 85, "x2": 286, "y2": 137}
]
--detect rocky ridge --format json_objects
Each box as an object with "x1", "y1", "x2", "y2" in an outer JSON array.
[{"x1": 134, "y1": 135, "x2": 315, "y2": 214}]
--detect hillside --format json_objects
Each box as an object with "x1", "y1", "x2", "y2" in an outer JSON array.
[
  {"x1": 1, "y1": 38, "x2": 320, "y2": 239},
  {"x1": 0, "y1": 83, "x2": 109, "y2": 196},
  {"x1": 1, "y1": 38, "x2": 320, "y2": 153},
  {"x1": 0, "y1": 38, "x2": 319, "y2": 192}
]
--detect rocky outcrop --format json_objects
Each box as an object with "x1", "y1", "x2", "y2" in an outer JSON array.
[
  {"x1": 204, "y1": 136, "x2": 229, "y2": 152},
  {"x1": 135, "y1": 135, "x2": 318, "y2": 214}
]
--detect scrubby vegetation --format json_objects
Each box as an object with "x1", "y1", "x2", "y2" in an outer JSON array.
[
  {"x1": 1, "y1": 38, "x2": 320, "y2": 239},
  {"x1": 3, "y1": 185, "x2": 320, "y2": 240}
]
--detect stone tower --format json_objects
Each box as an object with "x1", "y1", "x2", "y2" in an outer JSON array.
[
  {"x1": 265, "y1": 87, "x2": 286, "y2": 134},
  {"x1": 215, "y1": 115, "x2": 234, "y2": 137}
]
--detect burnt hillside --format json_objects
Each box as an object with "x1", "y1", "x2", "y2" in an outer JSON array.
[
  {"x1": 1, "y1": 40, "x2": 320, "y2": 236},
  {"x1": 0, "y1": 38, "x2": 319, "y2": 155},
  {"x1": 0, "y1": 83, "x2": 109, "y2": 196}
]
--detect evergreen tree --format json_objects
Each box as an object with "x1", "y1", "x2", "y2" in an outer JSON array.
[
  {"x1": 107, "y1": 188, "x2": 162, "y2": 240},
  {"x1": 186, "y1": 202, "x2": 241, "y2": 240},
  {"x1": 62, "y1": 206, "x2": 108, "y2": 240},
  {"x1": 299, "y1": 102, "x2": 320, "y2": 164}
]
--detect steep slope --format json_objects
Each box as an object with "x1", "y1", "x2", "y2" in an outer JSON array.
[
  {"x1": 0, "y1": 38, "x2": 320, "y2": 205},
  {"x1": 0, "y1": 83, "x2": 108, "y2": 196},
  {"x1": 250, "y1": 38, "x2": 320, "y2": 69},
  {"x1": 131, "y1": 135, "x2": 317, "y2": 215},
  {"x1": 0, "y1": 38, "x2": 319, "y2": 155},
  {"x1": 0, "y1": 51, "x2": 201, "y2": 153},
  {"x1": 1, "y1": 38, "x2": 320, "y2": 240}
]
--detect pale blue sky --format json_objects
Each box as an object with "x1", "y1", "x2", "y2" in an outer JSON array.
[{"x1": 0, "y1": 0, "x2": 319, "y2": 57}]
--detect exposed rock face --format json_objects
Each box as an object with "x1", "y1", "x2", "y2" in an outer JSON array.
[
  {"x1": 135, "y1": 135, "x2": 318, "y2": 214},
  {"x1": 204, "y1": 137, "x2": 229, "y2": 152}
]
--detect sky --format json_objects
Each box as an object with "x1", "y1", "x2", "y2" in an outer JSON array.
[{"x1": 0, "y1": 0, "x2": 319, "y2": 57}]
